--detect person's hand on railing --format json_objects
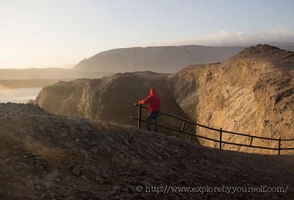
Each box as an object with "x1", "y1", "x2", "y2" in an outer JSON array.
[{"x1": 134, "y1": 102, "x2": 141, "y2": 106}]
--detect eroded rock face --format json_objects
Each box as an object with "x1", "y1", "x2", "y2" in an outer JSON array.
[
  {"x1": 168, "y1": 45, "x2": 294, "y2": 154},
  {"x1": 0, "y1": 103, "x2": 293, "y2": 199},
  {"x1": 36, "y1": 71, "x2": 189, "y2": 133}
]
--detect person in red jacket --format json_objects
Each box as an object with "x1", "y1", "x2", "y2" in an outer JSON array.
[{"x1": 139, "y1": 88, "x2": 161, "y2": 132}]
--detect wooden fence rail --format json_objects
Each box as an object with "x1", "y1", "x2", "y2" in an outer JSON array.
[{"x1": 131, "y1": 103, "x2": 294, "y2": 155}]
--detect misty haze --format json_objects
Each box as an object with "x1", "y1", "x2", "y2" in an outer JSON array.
[{"x1": 0, "y1": 87, "x2": 41, "y2": 103}]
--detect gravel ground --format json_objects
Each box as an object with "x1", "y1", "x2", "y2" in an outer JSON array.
[{"x1": 0, "y1": 103, "x2": 293, "y2": 199}]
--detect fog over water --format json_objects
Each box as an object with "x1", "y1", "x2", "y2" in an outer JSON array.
[{"x1": 0, "y1": 88, "x2": 42, "y2": 103}]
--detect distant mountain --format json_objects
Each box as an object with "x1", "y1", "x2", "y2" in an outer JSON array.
[
  {"x1": 2, "y1": 44, "x2": 293, "y2": 81},
  {"x1": 0, "y1": 68, "x2": 111, "y2": 81},
  {"x1": 0, "y1": 68, "x2": 75, "y2": 80},
  {"x1": 74, "y1": 45, "x2": 245, "y2": 73},
  {"x1": 74, "y1": 44, "x2": 294, "y2": 73}
]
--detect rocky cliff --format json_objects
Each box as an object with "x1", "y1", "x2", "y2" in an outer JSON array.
[
  {"x1": 36, "y1": 71, "x2": 189, "y2": 134},
  {"x1": 37, "y1": 44, "x2": 294, "y2": 155},
  {"x1": 0, "y1": 103, "x2": 293, "y2": 199},
  {"x1": 169, "y1": 44, "x2": 294, "y2": 154}
]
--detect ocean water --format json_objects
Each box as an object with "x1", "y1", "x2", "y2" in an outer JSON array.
[{"x1": 0, "y1": 88, "x2": 42, "y2": 103}]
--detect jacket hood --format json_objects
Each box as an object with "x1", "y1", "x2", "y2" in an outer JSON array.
[{"x1": 150, "y1": 88, "x2": 156, "y2": 95}]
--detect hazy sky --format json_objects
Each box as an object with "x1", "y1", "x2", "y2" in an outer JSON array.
[{"x1": 0, "y1": 0, "x2": 294, "y2": 69}]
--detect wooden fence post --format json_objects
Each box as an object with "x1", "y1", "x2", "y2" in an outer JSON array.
[
  {"x1": 181, "y1": 122, "x2": 186, "y2": 131},
  {"x1": 137, "y1": 104, "x2": 142, "y2": 128},
  {"x1": 278, "y1": 137, "x2": 281, "y2": 156},
  {"x1": 131, "y1": 104, "x2": 294, "y2": 155},
  {"x1": 250, "y1": 136, "x2": 253, "y2": 147},
  {"x1": 219, "y1": 128, "x2": 223, "y2": 149}
]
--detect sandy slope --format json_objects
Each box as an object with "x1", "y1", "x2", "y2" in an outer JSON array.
[{"x1": 0, "y1": 103, "x2": 293, "y2": 199}]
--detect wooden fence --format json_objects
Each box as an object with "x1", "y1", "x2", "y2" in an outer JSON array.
[{"x1": 131, "y1": 103, "x2": 294, "y2": 155}]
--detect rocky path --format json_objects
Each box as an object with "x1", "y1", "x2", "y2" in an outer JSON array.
[{"x1": 0, "y1": 103, "x2": 293, "y2": 199}]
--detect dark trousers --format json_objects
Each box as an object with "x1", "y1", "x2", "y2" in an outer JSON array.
[{"x1": 146, "y1": 111, "x2": 159, "y2": 132}]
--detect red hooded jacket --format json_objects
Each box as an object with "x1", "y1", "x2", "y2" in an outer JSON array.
[{"x1": 140, "y1": 88, "x2": 161, "y2": 113}]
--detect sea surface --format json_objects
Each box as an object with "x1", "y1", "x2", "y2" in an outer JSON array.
[{"x1": 0, "y1": 88, "x2": 42, "y2": 103}]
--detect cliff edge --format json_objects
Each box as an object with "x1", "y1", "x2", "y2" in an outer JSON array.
[
  {"x1": 169, "y1": 44, "x2": 294, "y2": 154},
  {"x1": 36, "y1": 71, "x2": 189, "y2": 135}
]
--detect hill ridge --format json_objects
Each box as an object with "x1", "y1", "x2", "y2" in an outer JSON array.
[
  {"x1": 74, "y1": 45, "x2": 245, "y2": 73},
  {"x1": 226, "y1": 44, "x2": 294, "y2": 69}
]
